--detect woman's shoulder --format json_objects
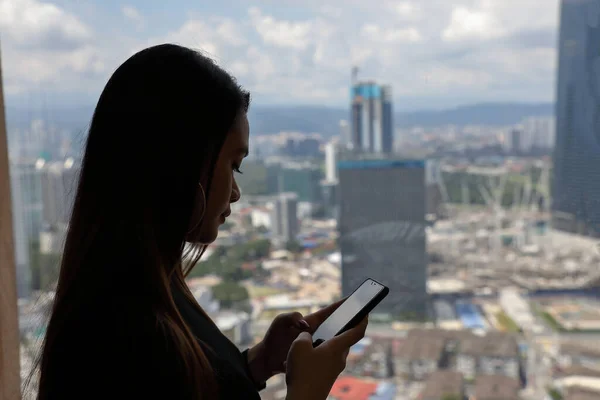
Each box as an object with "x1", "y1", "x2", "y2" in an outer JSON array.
[{"x1": 41, "y1": 302, "x2": 191, "y2": 399}]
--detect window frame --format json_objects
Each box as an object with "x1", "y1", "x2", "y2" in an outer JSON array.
[{"x1": 0, "y1": 43, "x2": 22, "y2": 400}]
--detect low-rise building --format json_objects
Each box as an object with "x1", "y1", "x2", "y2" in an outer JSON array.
[
  {"x1": 213, "y1": 311, "x2": 251, "y2": 346},
  {"x1": 473, "y1": 375, "x2": 520, "y2": 400},
  {"x1": 395, "y1": 333, "x2": 445, "y2": 380},
  {"x1": 565, "y1": 386, "x2": 600, "y2": 400},
  {"x1": 328, "y1": 376, "x2": 396, "y2": 400},
  {"x1": 560, "y1": 343, "x2": 600, "y2": 369},
  {"x1": 345, "y1": 337, "x2": 394, "y2": 379},
  {"x1": 418, "y1": 370, "x2": 464, "y2": 400},
  {"x1": 456, "y1": 332, "x2": 519, "y2": 380}
]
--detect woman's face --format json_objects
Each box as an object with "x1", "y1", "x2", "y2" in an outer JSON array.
[{"x1": 189, "y1": 112, "x2": 249, "y2": 244}]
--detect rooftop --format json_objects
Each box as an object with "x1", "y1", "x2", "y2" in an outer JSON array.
[
  {"x1": 566, "y1": 386, "x2": 600, "y2": 400},
  {"x1": 474, "y1": 375, "x2": 520, "y2": 400},
  {"x1": 395, "y1": 333, "x2": 445, "y2": 361},
  {"x1": 419, "y1": 370, "x2": 463, "y2": 399},
  {"x1": 329, "y1": 376, "x2": 379, "y2": 400},
  {"x1": 562, "y1": 343, "x2": 600, "y2": 359},
  {"x1": 459, "y1": 332, "x2": 519, "y2": 358}
]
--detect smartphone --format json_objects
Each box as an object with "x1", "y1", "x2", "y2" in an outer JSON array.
[{"x1": 312, "y1": 278, "x2": 389, "y2": 347}]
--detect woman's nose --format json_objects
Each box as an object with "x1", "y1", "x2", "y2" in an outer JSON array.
[{"x1": 231, "y1": 181, "x2": 241, "y2": 203}]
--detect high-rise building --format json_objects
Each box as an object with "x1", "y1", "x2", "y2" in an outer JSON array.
[
  {"x1": 522, "y1": 116, "x2": 555, "y2": 150},
  {"x1": 425, "y1": 160, "x2": 443, "y2": 218},
  {"x1": 351, "y1": 82, "x2": 393, "y2": 154},
  {"x1": 338, "y1": 159, "x2": 427, "y2": 318},
  {"x1": 339, "y1": 120, "x2": 351, "y2": 148},
  {"x1": 278, "y1": 163, "x2": 322, "y2": 204},
  {"x1": 10, "y1": 166, "x2": 31, "y2": 298},
  {"x1": 324, "y1": 141, "x2": 338, "y2": 183},
  {"x1": 552, "y1": 0, "x2": 600, "y2": 236},
  {"x1": 40, "y1": 158, "x2": 80, "y2": 228},
  {"x1": 9, "y1": 159, "x2": 44, "y2": 298},
  {"x1": 320, "y1": 181, "x2": 339, "y2": 220},
  {"x1": 270, "y1": 192, "x2": 299, "y2": 245},
  {"x1": 510, "y1": 129, "x2": 523, "y2": 154}
]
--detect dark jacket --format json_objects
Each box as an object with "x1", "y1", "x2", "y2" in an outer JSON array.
[
  {"x1": 172, "y1": 284, "x2": 262, "y2": 399},
  {"x1": 38, "y1": 286, "x2": 262, "y2": 399}
]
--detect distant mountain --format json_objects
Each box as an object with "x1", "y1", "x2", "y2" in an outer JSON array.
[
  {"x1": 248, "y1": 106, "x2": 348, "y2": 136},
  {"x1": 5, "y1": 102, "x2": 554, "y2": 137},
  {"x1": 396, "y1": 102, "x2": 554, "y2": 129},
  {"x1": 249, "y1": 102, "x2": 554, "y2": 135}
]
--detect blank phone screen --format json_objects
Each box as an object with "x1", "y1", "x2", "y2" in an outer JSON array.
[{"x1": 313, "y1": 280, "x2": 384, "y2": 343}]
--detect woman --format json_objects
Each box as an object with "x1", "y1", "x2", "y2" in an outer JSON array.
[{"x1": 35, "y1": 44, "x2": 367, "y2": 400}]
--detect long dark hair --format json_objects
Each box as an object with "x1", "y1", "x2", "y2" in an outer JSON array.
[{"x1": 34, "y1": 44, "x2": 250, "y2": 399}]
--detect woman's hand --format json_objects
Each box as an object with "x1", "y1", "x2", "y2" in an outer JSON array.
[
  {"x1": 246, "y1": 299, "x2": 346, "y2": 384},
  {"x1": 285, "y1": 316, "x2": 368, "y2": 400}
]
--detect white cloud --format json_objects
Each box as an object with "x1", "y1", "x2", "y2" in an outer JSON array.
[
  {"x1": 319, "y1": 5, "x2": 343, "y2": 19},
  {"x1": 0, "y1": 0, "x2": 563, "y2": 106},
  {"x1": 442, "y1": 0, "x2": 559, "y2": 43},
  {"x1": 442, "y1": 6, "x2": 504, "y2": 42},
  {"x1": 215, "y1": 19, "x2": 247, "y2": 46},
  {"x1": 361, "y1": 24, "x2": 422, "y2": 43},
  {"x1": 393, "y1": 1, "x2": 421, "y2": 20},
  {"x1": 0, "y1": 0, "x2": 91, "y2": 50},
  {"x1": 229, "y1": 60, "x2": 250, "y2": 77},
  {"x1": 249, "y1": 7, "x2": 312, "y2": 49},
  {"x1": 121, "y1": 5, "x2": 144, "y2": 30},
  {"x1": 160, "y1": 20, "x2": 220, "y2": 58},
  {"x1": 0, "y1": 0, "x2": 104, "y2": 94},
  {"x1": 421, "y1": 65, "x2": 493, "y2": 89}
]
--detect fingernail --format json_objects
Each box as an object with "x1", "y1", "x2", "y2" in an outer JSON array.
[{"x1": 298, "y1": 320, "x2": 310, "y2": 330}]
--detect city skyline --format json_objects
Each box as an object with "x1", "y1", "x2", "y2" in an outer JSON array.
[
  {"x1": 552, "y1": 0, "x2": 600, "y2": 237},
  {"x1": 5, "y1": 2, "x2": 600, "y2": 400},
  {"x1": 1, "y1": 0, "x2": 559, "y2": 109}
]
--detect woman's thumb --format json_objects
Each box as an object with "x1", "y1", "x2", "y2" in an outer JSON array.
[{"x1": 291, "y1": 331, "x2": 313, "y2": 351}]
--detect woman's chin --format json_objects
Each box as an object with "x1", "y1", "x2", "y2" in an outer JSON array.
[{"x1": 185, "y1": 221, "x2": 219, "y2": 245}]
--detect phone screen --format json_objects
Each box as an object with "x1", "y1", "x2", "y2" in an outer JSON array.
[{"x1": 313, "y1": 279, "x2": 385, "y2": 343}]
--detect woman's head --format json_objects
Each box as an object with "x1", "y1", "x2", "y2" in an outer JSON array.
[
  {"x1": 85, "y1": 45, "x2": 249, "y2": 253},
  {"x1": 36, "y1": 44, "x2": 249, "y2": 399},
  {"x1": 73, "y1": 43, "x2": 249, "y2": 274}
]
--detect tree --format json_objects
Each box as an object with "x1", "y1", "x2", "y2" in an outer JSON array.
[
  {"x1": 247, "y1": 239, "x2": 271, "y2": 258},
  {"x1": 188, "y1": 239, "x2": 272, "y2": 281},
  {"x1": 211, "y1": 281, "x2": 249, "y2": 308},
  {"x1": 285, "y1": 240, "x2": 302, "y2": 253},
  {"x1": 547, "y1": 388, "x2": 563, "y2": 400},
  {"x1": 441, "y1": 394, "x2": 461, "y2": 400}
]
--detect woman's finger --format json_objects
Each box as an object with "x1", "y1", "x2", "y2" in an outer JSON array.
[
  {"x1": 303, "y1": 297, "x2": 347, "y2": 332},
  {"x1": 278, "y1": 312, "x2": 309, "y2": 330}
]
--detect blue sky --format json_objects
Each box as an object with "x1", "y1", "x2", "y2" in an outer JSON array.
[{"x1": 0, "y1": 0, "x2": 561, "y2": 110}]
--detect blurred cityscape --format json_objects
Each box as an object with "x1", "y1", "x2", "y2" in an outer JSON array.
[{"x1": 6, "y1": 1, "x2": 600, "y2": 400}]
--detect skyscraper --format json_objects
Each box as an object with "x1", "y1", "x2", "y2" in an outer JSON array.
[
  {"x1": 324, "y1": 141, "x2": 338, "y2": 183},
  {"x1": 277, "y1": 163, "x2": 323, "y2": 204},
  {"x1": 10, "y1": 165, "x2": 31, "y2": 298},
  {"x1": 522, "y1": 117, "x2": 556, "y2": 151},
  {"x1": 339, "y1": 120, "x2": 351, "y2": 148},
  {"x1": 270, "y1": 192, "x2": 299, "y2": 245},
  {"x1": 9, "y1": 160, "x2": 44, "y2": 298},
  {"x1": 40, "y1": 158, "x2": 80, "y2": 228},
  {"x1": 552, "y1": 0, "x2": 600, "y2": 237},
  {"x1": 338, "y1": 159, "x2": 427, "y2": 318},
  {"x1": 511, "y1": 129, "x2": 523, "y2": 154},
  {"x1": 351, "y1": 82, "x2": 394, "y2": 154}
]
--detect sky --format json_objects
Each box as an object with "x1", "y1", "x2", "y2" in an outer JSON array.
[{"x1": 0, "y1": 0, "x2": 561, "y2": 110}]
